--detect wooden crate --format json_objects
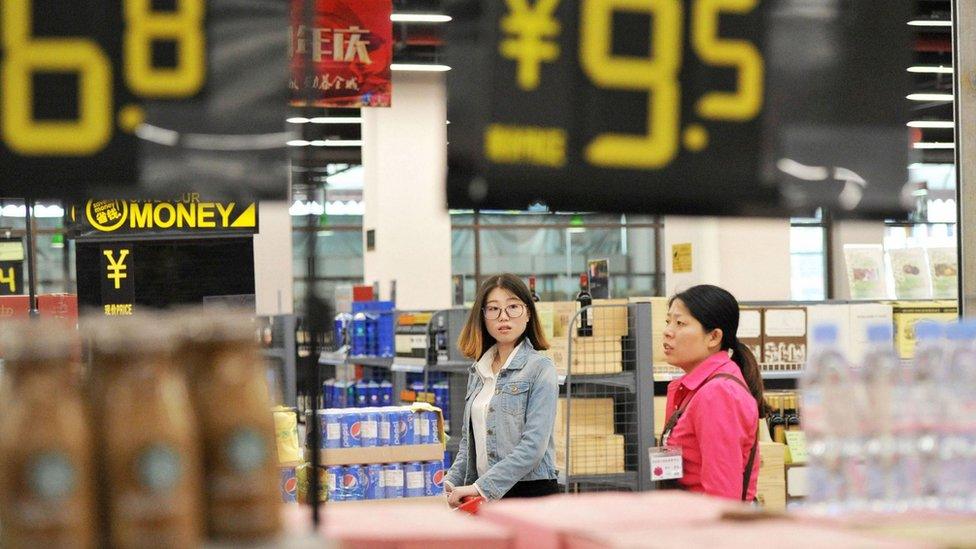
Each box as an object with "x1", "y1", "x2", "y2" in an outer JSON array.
[
  {"x1": 591, "y1": 299, "x2": 629, "y2": 338},
  {"x1": 556, "y1": 397, "x2": 615, "y2": 437},
  {"x1": 536, "y1": 301, "x2": 580, "y2": 339},
  {"x1": 556, "y1": 434, "x2": 626, "y2": 476}
]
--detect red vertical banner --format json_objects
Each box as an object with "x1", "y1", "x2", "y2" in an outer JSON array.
[{"x1": 290, "y1": 0, "x2": 394, "y2": 107}]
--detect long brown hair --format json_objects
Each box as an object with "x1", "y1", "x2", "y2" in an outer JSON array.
[
  {"x1": 670, "y1": 284, "x2": 766, "y2": 418},
  {"x1": 458, "y1": 274, "x2": 550, "y2": 360}
]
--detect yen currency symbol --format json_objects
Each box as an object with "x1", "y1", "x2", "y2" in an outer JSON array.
[{"x1": 104, "y1": 249, "x2": 130, "y2": 290}]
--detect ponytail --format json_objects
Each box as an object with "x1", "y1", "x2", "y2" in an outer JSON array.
[{"x1": 731, "y1": 340, "x2": 767, "y2": 419}]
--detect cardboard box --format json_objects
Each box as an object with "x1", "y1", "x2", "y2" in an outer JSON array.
[
  {"x1": 891, "y1": 300, "x2": 958, "y2": 359},
  {"x1": 757, "y1": 442, "x2": 786, "y2": 512},
  {"x1": 591, "y1": 299, "x2": 629, "y2": 338},
  {"x1": 556, "y1": 434, "x2": 625, "y2": 476},
  {"x1": 548, "y1": 336, "x2": 623, "y2": 376},
  {"x1": 762, "y1": 307, "x2": 807, "y2": 368},
  {"x1": 629, "y1": 296, "x2": 668, "y2": 362},
  {"x1": 537, "y1": 301, "x2": 580, "y2": 339},
  {"x1": 556, "y1": 398, "x2": 615, "y2": 437},
  {"x1": 320, "y1": 443, "x2": 444, "y2": 467}
]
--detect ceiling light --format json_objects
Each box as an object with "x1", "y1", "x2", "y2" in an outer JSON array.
[
  {"x1": 907, "y1": 20, "x2": 951, "y2": 27},
  {"x1": 287, "y1": 139, "x2": 311, "y2": 147},
  {"x1": 391, "y1": 63, "x2": 451, "y2": 72},
  {"x1": 907, "y1": 65, "x2": 953, "y2": 74},
  {"x1": 324, "y1": 140, "x2": 363, "y2": 147},
  {"x1": 287, "y1": 117, "x2": 311, "y2": 124},
  {"x1": 913, "y1": 142, "x2": 954, "y2": 149},
  {"x1": 907, "y1": 120, "x2": 954, "y2": 128},
  {"x1": 906, "y1": 93, "x2": 953, "y2": 101},
  {"x1": 310, "y1": 117, "x2": 363, "y2": 124},
  {"x1": 391, "y1": 13, "x2": 452, "y2": 23}
]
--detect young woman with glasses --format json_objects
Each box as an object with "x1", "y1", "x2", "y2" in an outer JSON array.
[{"x1": 444, "y1": 274, "x2": 559, "y2": 506}]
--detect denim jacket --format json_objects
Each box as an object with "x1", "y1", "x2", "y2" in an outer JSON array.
[{"x1": 444, "y1": 341, "x2": 559, "y2": 500}]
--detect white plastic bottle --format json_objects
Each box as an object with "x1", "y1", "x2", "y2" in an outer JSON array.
[
  {"x1": 859, "y1": 324, "x2": 898, "y2": 511},
  {"x1": 938, "y1": 321, "x2": 976, "y2": 511},
  {"x1": 910, "y1": 320, "x2": 945, "y2": 511}
]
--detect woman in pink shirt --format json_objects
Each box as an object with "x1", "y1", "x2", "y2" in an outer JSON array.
[{"x1": 661, "y1": 284, "x2": 766, "y2": 501}]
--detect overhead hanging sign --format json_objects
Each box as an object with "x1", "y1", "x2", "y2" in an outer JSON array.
[
  {"x1": 65, "y1": 198, "x2": 259, "y2": 240},
  {"x1": 445, "y1": 0, "x2": 912, "y2": 218},
  {"x1": 289, "y1": 0, "x2": 394, "y2": 107},
  {"x1": 0, "y1": 0, "x2": 290, "y2": 200}
]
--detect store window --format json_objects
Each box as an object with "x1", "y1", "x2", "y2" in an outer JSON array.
[
  {"x1": 790, "y1": 210, "x2": 828, "y2": 301},
  {"x1": 0, "y1": 200, "x2": 74, "y2": 294}
]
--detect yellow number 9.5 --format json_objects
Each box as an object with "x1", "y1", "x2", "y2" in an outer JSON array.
[
  {"x1": 124, "y1": 0, "x2": 205, "y2": 98},
  {"x1": 1, "y1": 1, "x2": 112, "y2": 155},
  {"x1": 580, "y1": 0, "x2": 682, "y2": 170},
  {"x1": 693, "y1": 0, "x2": 763, "y2": 121}
]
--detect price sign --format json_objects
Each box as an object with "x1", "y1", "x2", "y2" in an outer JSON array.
[
  {"x1": 0, "y1": 0, "x2": 289, "y2": 200},
  {"x1": 0, "y1": 239, "x2": 25, "y2": 296},
  {"x1": 446, "y1": 0, "x2": 912, "y2": 217}
]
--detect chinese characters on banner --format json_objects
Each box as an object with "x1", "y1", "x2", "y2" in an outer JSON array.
[{"x1": 290, "y1": 0, "x2": 393, "y2": 107}]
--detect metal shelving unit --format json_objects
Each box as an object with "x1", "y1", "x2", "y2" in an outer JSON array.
[{"x1": 562, "y1": 302, "x2": 656, "y2": 493}]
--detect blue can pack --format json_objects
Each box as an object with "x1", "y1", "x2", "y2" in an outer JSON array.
[
  {"x1": 322, "y1": 410, "x2": 342, "y2": 449},
  {"x1": 412, "y1": 411, "x2": 430, "y2": 444},
  {"x1": 341, "y1": 465, "x2": 365, "y2": 501},
  {"x1": 379, "y1": 380, "x2": 393, "y2": 406},
  {"x1": 365, "y1": 463, "x2": 386, "y2": 500},
  {"x1": 326, "y1": 465, "x2": 344, "y2": 501},
  {"x1": 340, "y1": 411, "x2": 362, "y2": 448},
  {"x1": 323, "y1": 380, "x2": 334, "y2": 409},
  {"x1": 367, "y1": 380, "x2": 380, "y2": 407},
  {"x1": 426, "y1": 411, "x2": 440, "y2": 444},
  {"x1": 351, "y1": 312, "x2": 367, "y2": 356},
  {"x1": 360, "y1": 409, "x2": 380, "y2": 447},
  {"x1": 423, "y1": 461, "x2": 445, "y2": 496},
  {"x1": 355, "y1": 379, "x2": 369, "y2": 407},
  {"x1": 396, "y1": 409, "x2": 415, "y2": 446},
  {"x1": 377, "y1": 409, "x2": 392, "y2": 447},
  {"x1": 404, "y1": 461, "x2": 426, "y2": 498},
  {"x1": 365, "y1": 312, "x2": 379, "y2": 356},
  {"x1": 384, "y1": 463, "x2": 404, "y2": 499}
]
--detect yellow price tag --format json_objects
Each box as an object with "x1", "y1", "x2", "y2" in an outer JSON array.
[{"x1": 784, "y1": 430, "x2": 807, "y2": 464}]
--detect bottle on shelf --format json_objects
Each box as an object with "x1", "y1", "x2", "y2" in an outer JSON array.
[
  {"x1": 351, "y1": 311, "x2": 367, "y2": 356},
  {"x1": 576, "y1": 272, "x2": 593, "y2": 337},
  {"x1": 786, "y1": 394, "x2": 801, "y2": 431},
  {"x1": 768, "y1": 394, "x2": 786, "y2": 443},
  {"x1": 529, "y1": 275, "x2": 540, "y2": 302},
  {"x1": 911, "y1": 321, "x2": 945, "y2": 509}
]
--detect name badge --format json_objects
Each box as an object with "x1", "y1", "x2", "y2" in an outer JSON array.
[{"x1": 649, "y1": 446, "x2": 683, "y2": 482}]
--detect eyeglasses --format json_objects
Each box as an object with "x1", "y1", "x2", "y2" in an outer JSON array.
[{"x1": 483, "y1": 303, "x2": 526, "y2": 320}]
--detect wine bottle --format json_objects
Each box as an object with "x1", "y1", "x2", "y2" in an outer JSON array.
[
  {"x1": 769, "y1": 395, "x2": 787, "y2": 443},
  {"x1": 529, "y1": 275, "x2": 541, "y2": 302},
  {"x1": 576, "y1": 273, "x2": 593, "y2": 337}
]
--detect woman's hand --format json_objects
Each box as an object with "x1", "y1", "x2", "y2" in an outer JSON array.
[{"x1": 446, "y1": 484, "x2": 481, "y2": 508}]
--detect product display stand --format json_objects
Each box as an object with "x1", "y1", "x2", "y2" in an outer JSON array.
[{"x1": 562, "y1": 302, "x2": 655, "y2": 492}]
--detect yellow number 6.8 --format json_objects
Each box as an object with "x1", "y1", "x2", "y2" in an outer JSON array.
[
  {"x1": 125, "y1": 0, "x2": 205, "y2": 98},
  {"x1": 1, "y1": 1, "x2": 112, "y2": 155},
  {"x1": 580, "y1": 0, "x2": 683, "y2": 170}
]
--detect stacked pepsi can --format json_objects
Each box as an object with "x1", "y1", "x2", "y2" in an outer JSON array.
[
  {"x1": 326, "y1": 460, "x2": 445, "y2": 501},
  {"x1": 317, "y1": 406, "x2": 440, "y2": 448}
]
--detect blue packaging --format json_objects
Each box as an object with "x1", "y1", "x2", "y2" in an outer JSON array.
[
  {"x1": 355, "y1": 379, "x2": 369, "y2": 407},
  {"x1": 426, "y1": 410, "x2": 440, "y2": 444},
  {"x1": 341, "y1": 465, "x2": 365, "y2": 501},
  {"x1": 404, "y1": 462, "x2": 425, "y2": 498},
  {"x1": 397, "y1": 409, "x2": 416, "y2": 446},
  {"x1": 413, "y1": 411, "x2": 429, "y2": 444},
  {"x1": 423, "y1": 461, "x2": 445, "y2": 496},
  {"x1": 323, "y1": 379, "x2": 334, "y2": 409},
  {"x1": 340, "y1": 411, "x2": 362, "y2": 448},
  {"x1": 433, "y1": 380, "x2": 450, "y2": 422},
  {"x1": 365, "y1": 464, "x2": 386, "y2": 500},
  {"x1": 377, "y1": 409, "x2": 392, "y2": 447},
  {"x1": 377, "y1": 309, "x2": 395, "y2": 357},
  {"x1": 326, "y1": 465, "x2": 344, "y2": 501},
  {"x1": 351, "y1": 312, "x2": 367, "y2": 356},
  {"x1": 322, "y1": 410, "x2": 342, "y2": 449},
  {"x1": 367, "y1": 380, "x2": 380, "y2": 407},
  {"x1": 360, "y1": 408, "x2": 379, "y2": 447},
  {"x1": 332, "y1": 381, "x2": 348, "y2": 408},
  {"x1": 379, "y1": 380, "x2": 393, "y2": 406},
  {"x1": 333, "y1": 312, "x2": 351, "y2": 348},
  {"x1": 365, "y1": 312, "x2": 379, "y2": 356},
  {"x1": 384, "y1": 463, "x2": 404, "y2": 499}
]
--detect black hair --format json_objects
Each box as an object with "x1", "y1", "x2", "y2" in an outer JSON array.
[{"x1": 669, "y1": 284, "x2": 766, "y2": 418}]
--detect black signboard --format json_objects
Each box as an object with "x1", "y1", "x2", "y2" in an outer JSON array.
[
  {"x1": 0, "y1": 239, "x2": 25, "y2": 296},
  {"x1": 65, "y1": 198, "x2": 259, "y2": 240},
  {"x1": 445, "y1": 0, "x2": 912, "y2": 218},
  {"x1": 0, "y1": 0, "x2": 289, "y2": 200},
  {"x1": 100, "y1": 243, "x2": 135, "y2": 316}
]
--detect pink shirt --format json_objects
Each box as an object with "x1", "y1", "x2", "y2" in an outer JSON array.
[{"x1": 664, "y1": 351, "x2": 759, "y2": 501}]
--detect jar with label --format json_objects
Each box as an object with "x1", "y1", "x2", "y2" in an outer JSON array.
[
  {"x1": 0, "y1": 320, "x2": 96, "y2": 548},
  {"x1": 179, "y1": 310, "x2": 281, "y2": 541},
  {"x1": 88, "y1": 317, "x2": 202, "y2": 548}
]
